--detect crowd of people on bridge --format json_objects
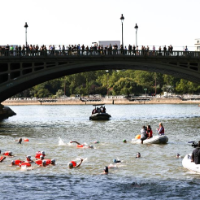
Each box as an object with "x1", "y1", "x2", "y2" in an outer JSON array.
[{"x1": 0, "y1": 43, "x2": 191, "y2": 57}]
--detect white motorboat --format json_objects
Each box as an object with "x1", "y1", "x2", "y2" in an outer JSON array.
[
  {"x1": 182, "y1": 154, "x2": 200, "y2": 173},
  {"x1": 131, "y1": 135, "x2": 168, "y2": 144}
]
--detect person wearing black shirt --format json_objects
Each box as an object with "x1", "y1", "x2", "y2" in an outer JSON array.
[{"x1": 191, "y1": 141, "x2": 200, "y2": 164}]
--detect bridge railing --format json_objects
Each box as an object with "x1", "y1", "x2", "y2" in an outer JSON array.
[{"x1": 0, "y1": 49, "x2": 200, "y2": 57}]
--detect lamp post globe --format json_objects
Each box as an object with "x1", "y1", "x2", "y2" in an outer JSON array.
[
  {"x1": 120, "y1": 14, "x2": 125, "y2": 49},
  {"x1": 24, "y1": 22, "x2": 28, "y2": 49},
  {"x1": 134, "y1": 23, "x2": 138, "y2": 47}
]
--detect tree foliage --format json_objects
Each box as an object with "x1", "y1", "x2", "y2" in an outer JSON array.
[{"x1": 13, "y1": 70, "x2": 200, "y2": 98}]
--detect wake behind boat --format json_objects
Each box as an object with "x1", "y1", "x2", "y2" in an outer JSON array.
[
  {"x1": 89, "y1": 104, "x2": 111, "y2": 120},
  {"x1": 132, "y1": 135, "x2": 168, "y2": 144},
  {"x1": 182, "y1": 154, "x2": 200, "y2": 173}
]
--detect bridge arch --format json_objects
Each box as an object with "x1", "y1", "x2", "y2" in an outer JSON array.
[{"x1": 0, "y1": 53, "x2": 200, "y2": 102}]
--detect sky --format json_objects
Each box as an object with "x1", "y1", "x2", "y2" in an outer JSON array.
[{"x1": 1, "y1": 0, "x2": 200, "y2": 50}]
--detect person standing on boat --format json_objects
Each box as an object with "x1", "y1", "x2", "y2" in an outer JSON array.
[
  {"x1": 158, "y1": 123, "x2": 164, "y2": 135},
  {"x1": 140, "y1": 126, "x2": 147, "y2": 144},
  {"x1": 191, "y1": 141, "x2": 200, "y2": 164},
  {"x1": 103, "y1": 106, "x2": 106, "y2": 113},
  {"x1": 146, "y1": 125, "x2": 153, "y2": 139}
]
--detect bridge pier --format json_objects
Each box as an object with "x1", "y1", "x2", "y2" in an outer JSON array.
[{"x1": 0, "y1": 104, "x2": 16, "y2": 120}]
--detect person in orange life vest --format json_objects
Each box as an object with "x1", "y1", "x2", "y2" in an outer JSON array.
[
  {"x1": 40, "y1": 160, "x2": 48, "y2": 167},
  {"x1": 44, "y1": 159, "x2": 56, "y2": 166},
  {"x1": 35, "y1": 151, "x2": 45, "y2": 160},
  {"x1": 68, "y1": 159, "x2": 83, "y2": 169},
  {"x1": 19, "y1": 162, "x2": 31, "y2": 168},
  {"x1": 10, "y1": 160, "x2": 24, "y2": 166},
  {"x1": 158, "y1": 122, "x2": 164, "y2": 135},
  {"x1": 70, "y1": 141, "x2": 93, "y2": 149},
  {"x1": 0, "y1": 156, "x2": 6, "y2": 162},
  {"x1": 26, "y1": 155, "x2": 34, "y2": 163},
  {"x1": 146, "y1": 125, "x2": 153, "y2": 139},
  {"x1": 35, "y1": 155, "x2": 44, "y2": 165},
  {"x1": 2, "y1": 151, "x2": 15, "y2": 157}
]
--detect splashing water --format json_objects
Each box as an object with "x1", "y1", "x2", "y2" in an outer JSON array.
[{"x1": 58, "y1": 137, "x2": 66, "y2": 146}]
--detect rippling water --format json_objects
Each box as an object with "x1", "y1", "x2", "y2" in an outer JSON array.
[{"x1": 0, "y1": 104, "x2": 200, "y2": 199}]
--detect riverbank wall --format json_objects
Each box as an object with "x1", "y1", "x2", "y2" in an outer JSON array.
[{"x1": 2, "y1": 97, "x2": 200, "y2": 105}]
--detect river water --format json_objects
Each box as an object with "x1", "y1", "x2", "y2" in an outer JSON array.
[{"x1": 0, "y1": 104, "x2": 200, "y2": 199}]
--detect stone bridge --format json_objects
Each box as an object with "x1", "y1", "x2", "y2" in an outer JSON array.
[{"x1": 0, "y1": 50, "x2": 200, "y2": 103}]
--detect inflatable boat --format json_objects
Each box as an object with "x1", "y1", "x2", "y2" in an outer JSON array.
[
  {"x1": 89, "y1": 104, "x2": 111, "y2": 120},
  {"x1": 89, "y1": 113, "x2": 111, "y2": 120},
  {"x1": 131, "y1": 135, "x2": 168, "y2": 144},
  {"x1": 182, "y1": 154, "x2": 200, "y2": 173}
]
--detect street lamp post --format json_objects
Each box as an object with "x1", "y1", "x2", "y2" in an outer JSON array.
[
  {"x1": 134, "y1": 23, "x2": 138, "y2": 47},
  {"x1": 120, "y1": 14, "x2": 125, "y2": 49},
  {"x1": 24, "y1": 22, "x2": 28, "y2": 49}
]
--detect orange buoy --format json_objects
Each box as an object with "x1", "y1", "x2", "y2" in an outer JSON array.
[
  {"x1": 24, "y1": 138, "x2": 29, "y2": 142},
  {"x1": 135, "y1": 135, "x2": 141, "y2": 139},
  {"x1": 77, "y1": 144, "x2": 84, "y2": 148}
]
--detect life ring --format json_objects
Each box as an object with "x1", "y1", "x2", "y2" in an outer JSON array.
[
  {"x1": 135, "y1": 134, "x2": 141, "y2": 139},
  {"x1": 24, "y1": 138, "x2": 29, "y2": 142}
]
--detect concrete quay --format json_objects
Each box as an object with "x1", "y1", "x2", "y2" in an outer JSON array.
[{"x1": 2, "y1": 97, "x2": 200, "y2": 106}]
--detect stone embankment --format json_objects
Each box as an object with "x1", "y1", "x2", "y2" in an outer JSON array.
[{"x1": 2, "y1": 96, "x2": 200, "y2": 106}]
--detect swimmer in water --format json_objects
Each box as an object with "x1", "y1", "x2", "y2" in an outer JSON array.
[
  {"x1": 10, "y1": 160, "x2": 24, "y2": 166},
  {"x1": 113, "y1": 159, "x2": 121, "y2": 163},
  {"x1": 16, "y1": 138, "x2": 22, "y2": 144},
  {"x1": 176, "y1": 153, "x2": 181, "y2": 158},
  {"x1": 0, "y1": 156, "x2": 6, "y2": 162},
  {"x1": 35, "y1": 155, "x2": 44, "y2": 165},
  {"x1": 70, "y1": 141, "x2": 94, "y2": 149},
  {"x1": 2, "y1": 151, "x2": 15, "y2": 157},
  {"x1": 123, "y1": 139, "x2": 127, "y2": 143},
  {"x1": 101, "y1": 166, "x2": 109, "y2": 174},
  {"x1": 26, "y1": 155, "x2": 34, "y2": 163},
  {"x1": 44, "y1": 159, "x2": 56, "y2": 166},
  {"x1": 136, "y1": 152, "x2": 141, "y2": 158},
  {"x1": 68, "y1": 158, "x2": 83, "y2": 169}
]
